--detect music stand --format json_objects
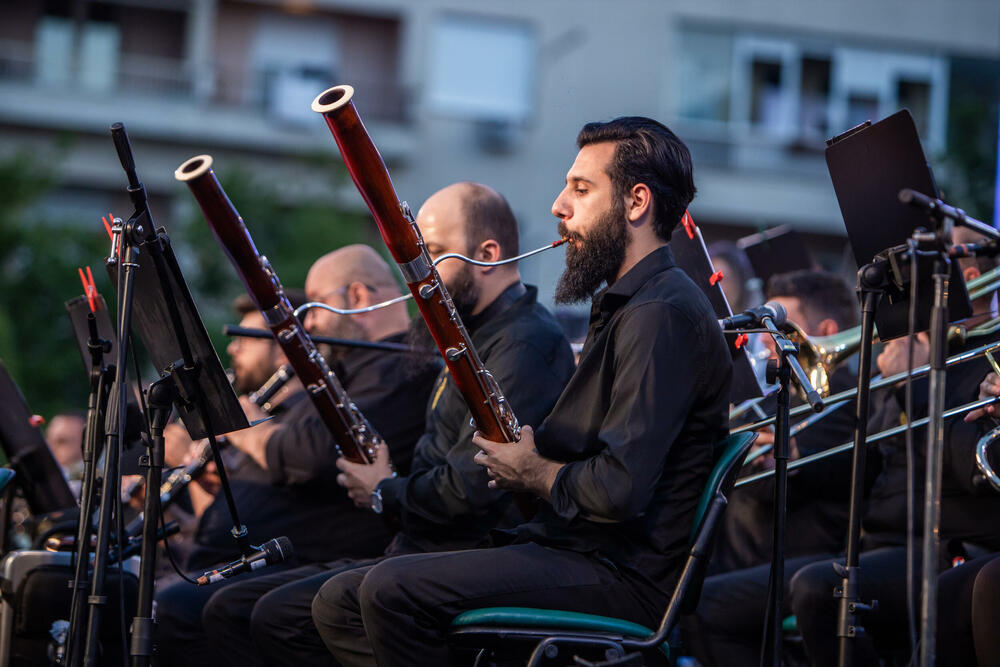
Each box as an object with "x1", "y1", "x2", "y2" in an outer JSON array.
[
  {"x1": 827, "y1": 109, "x2": 972, "y2": 339},
  {"x1": 0, "y1": 361, "x2": 76, "y2": 517},
  {"x1": 671, "y1": 213, "x2": 763, "y2": 404},
  {"x1": 738, "y1": 225, "x2": 816, "y2": 287},
  {"x1": 67, "y1": 295, "x2": 118, "y2": 376},
  {"x1": 823, "y1": 109, "x2": 973, "y2": 667}
]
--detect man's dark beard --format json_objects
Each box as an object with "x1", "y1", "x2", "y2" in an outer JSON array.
[
  {"x1": 314, "y1": 316, "x2": 368, "y2": 366},
  {"x1": 554, "y1": 200, "x2": 629, "y2": 304},
  {"x1": 233, "y1": 367, "x2": 272, "y2": 395},
  {"x1": 405, "y1": 262, "x2": 479, "y2": 374}
]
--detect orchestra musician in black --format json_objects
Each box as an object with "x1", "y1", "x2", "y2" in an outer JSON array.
[
  {"x1": 312, "y1": 117, "x2": 732, "y2": 666},
  {"x1": 153, "y1": 245, "x2": 439, "y2": 667}
]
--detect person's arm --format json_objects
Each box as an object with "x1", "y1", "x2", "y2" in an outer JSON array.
[
  {"x1": 381, "y1": 337, "x2": 572, "y2": 523},
  {"x1": 545, "y1": 303, "x2": 706, "y2": 522}
]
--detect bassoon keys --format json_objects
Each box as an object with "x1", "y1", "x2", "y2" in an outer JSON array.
[
  {"x1": 175, "y1": 155, "x2": 381, "y2": 464},
  {"x1": 311, "y1": 85, "x2": 520, "y2": 447}
]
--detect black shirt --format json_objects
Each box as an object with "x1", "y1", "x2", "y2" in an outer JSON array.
[
  {"x1": 188, "y1": 333, "x2": 439, "y2": 567},
  {"x1": 862, "y1": 331, "x2": 1000, "y2": 552},
  {"x1": 511, "y1": 245, "x2": 733, "y2": 591},
  {"x1": 378, "y1": 283, "x2": 576, "y2": 553}
]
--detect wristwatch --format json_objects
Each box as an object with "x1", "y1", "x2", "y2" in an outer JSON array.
[{"x1": 370, "y1": 486, "x2": 384, "y2": 514}]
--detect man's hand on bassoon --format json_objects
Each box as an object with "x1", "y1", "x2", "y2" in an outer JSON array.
[
  {"x1": 473, "y1": 426, "x2": 563, "y2": 500},
  {"x1": 336, "y1": 443, "x2": 393, "y2": 509}
]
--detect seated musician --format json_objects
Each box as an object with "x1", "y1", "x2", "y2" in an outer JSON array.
[
  {"x1": 200, "y1": 182, "x2": 575, "y2": 666},
  {"x1": 687, "y1": 225, "x2": 1000, "y2": 666},
  {"x1": 154, "y1": 245, "x2": 440, "y2": 667},
  {"x1": 712, "y1": 270, "x2": 865, "y2": 573},
  {"x1": 933, "y1": 370, "x2": 1000, "y2": 666},
  {"x1": 152, "y1": 290, "x2": 307, "y2": 570},
  {"x1": 311, "y1": 117, "x2": 732, "y2": 665}
]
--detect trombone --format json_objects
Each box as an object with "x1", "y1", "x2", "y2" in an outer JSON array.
[
  {"x1": 731, "y1": 262, "x2": 1000, "y2": 424},
  {"x1": 732, "y1": 338, "x2": 1000, "y2": 435},
  {"x1": 736, "y1": 394, "x2": 1000, "y2": 487}
]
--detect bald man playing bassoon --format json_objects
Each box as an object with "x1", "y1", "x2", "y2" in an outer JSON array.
[{"x1": 154, "y1": 245, "x2": 440, "y2": 667}]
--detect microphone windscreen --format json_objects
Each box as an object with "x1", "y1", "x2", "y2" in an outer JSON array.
[{"x1": 765, "y1": 302, "x2": 787, "y2": 327}]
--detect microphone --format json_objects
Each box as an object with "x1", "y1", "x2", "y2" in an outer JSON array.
[
  {"x1": 196, "y1": 536, "x2": 293, "y2": 585},
  {"x1": 719, "y1": 302, "x2": 787, "y2": 331}
]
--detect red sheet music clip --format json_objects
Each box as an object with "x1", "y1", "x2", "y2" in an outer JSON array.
[
  {"x1": 29, "y1": 415, "x2": 45, "y2": 428},
  {"x1": 681, "y1": 210, "x2": 696, "y2": 240},
  {"x1": 734, "y1": 333, "x2": 748, "y2": 350},
  {"x1": 709, "y1": 270, "x2": 724, "y2": 286},
  {"x1": 78, "y1": 266, "x2": 99, "y2": 313}
]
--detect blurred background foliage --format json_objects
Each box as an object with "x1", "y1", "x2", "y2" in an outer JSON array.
[{"x1": 0, "y1": 149, "x2": 371, "y2": 418}]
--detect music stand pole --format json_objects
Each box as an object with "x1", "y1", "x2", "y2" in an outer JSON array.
[
  {"x1": 918, "y1": 232, "x2": 952, "y2": 667},
  {"x1": 835, "y1": 261, "x2": 886, "y2": 667},
  {"x1": 129, "y1": 376, "x2": 173, "y2": 667},
  {"x1": 66, "y1": 315, "x2": 113, "y2": 667},
  {"x1": 83, "y1": 222, "x2": 141, "y2": 667}
]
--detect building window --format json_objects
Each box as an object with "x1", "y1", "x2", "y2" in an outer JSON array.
[
  {"x1": 426, "y1": 14, "x2": 535, "y2": 123},
  {"x1": 675, "y1": 28, "x2": 731, "y2": 123},
  {"x1": 675, "y1": 26, "x2": 948, "y2": 151}
]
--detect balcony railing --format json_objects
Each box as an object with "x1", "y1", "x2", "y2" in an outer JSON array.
[{"x1": 0, "y1": 38, "x2": 407, "y2": 123}]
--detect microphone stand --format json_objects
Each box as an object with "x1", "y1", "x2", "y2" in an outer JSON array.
[
  {"x1": 834, "y1": 258, "x2": 890, "y2": 667},
  {"x1": 756, "y1": 317, "x2": 823, "y2": 667},
  {"x1": 898, "y1": 189, "x2": 1000, "y2": 667},
  {"x1": 105, "y1": 124, "x2": 255, "y2": 667}
]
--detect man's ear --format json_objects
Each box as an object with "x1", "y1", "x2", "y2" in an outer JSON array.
[
  {"x1": 477, "y1": 239, "x2": 502, "y2": 270},
  {"x1": 815, "y1": 318, "x2": 840, "y2": 338},
  {"x1": 626, "y1": 183, "x2": 652, "y2": 223},
  {"x1": 346, "y1": 281, "x2": 373, "y2": 308}
]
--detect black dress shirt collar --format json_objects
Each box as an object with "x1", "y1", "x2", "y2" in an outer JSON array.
[{"x1": 592, "y1": 244, "x2": 676, "y2": 322}]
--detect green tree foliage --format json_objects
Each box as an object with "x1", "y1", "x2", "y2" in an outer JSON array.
[
  {"x1": 172, "y1": 158, "x2": 374, "y2": 357},
  {"x1": 939, "y1": 57, "x2": 1000, "y2": 224},
  {"x1": 0, "y1": 152, "x2": 107, "y2": 417},
  {"x1": 0, "y1": 150, "x2": 373, "y2": 418}
]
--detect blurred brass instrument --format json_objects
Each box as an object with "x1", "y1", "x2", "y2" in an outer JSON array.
[
  {"x1": 975, "y1": 426, "x2": 1000, "y2": 492},
  {"x1": 732, "y1": 334, "x2": 1000, "y2": 436}
]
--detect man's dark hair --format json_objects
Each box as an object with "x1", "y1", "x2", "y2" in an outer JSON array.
[
  {"x1": 461, "y1": 183, "x2": 520, "y2": 262},
  {"x1": 766, "y1": 270, "x2": 858, "y2": 330},
  {"x1": 576, "y1": 116, "x2": 696, "y2": 240}
]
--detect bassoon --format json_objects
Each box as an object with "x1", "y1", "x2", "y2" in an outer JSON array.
[
  {"x1": 311, "y1": 85, "x2": 520, "y2": 447},
  {"x1": 175, "y1": 156, "x2": 380, "y2": 464}
]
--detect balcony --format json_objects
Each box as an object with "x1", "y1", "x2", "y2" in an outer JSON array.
[{"x1": 0, "y1": 36, "x2": 411, "y2": 163}]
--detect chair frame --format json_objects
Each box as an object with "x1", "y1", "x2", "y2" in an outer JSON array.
[{"x1": 449, "y1": 432, "x2": 757, "y2": 666}]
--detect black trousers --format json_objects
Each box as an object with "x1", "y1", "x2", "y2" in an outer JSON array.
[
  {"x1": 312, "y1": 543, "x2": 669, "y2": 667},
  {"x1": 937, "y1": 552, "x2": 1000, "y2": 666},
  {"x1": 789, "y1": 546, "x2": 919, "y2": 667},
  {"x1": 152, "y1": 564, "x2": 294, "y2": 667},
  {"x1": 200, "y1": 558, "x2": 380, "y2": 667},
  {"x1": 685, "y1": 553, "x2": 834, "y2": 666}
]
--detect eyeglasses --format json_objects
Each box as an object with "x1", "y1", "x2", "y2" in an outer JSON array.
[{"x1": 310, "y1": 283, "x2": 390, "y2": 305}]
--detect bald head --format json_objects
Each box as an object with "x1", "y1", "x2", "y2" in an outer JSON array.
[
  {"x1": 306, "y1": 244, "x2": 399, "y2": 298},
  {"x1": 419, "y1": 182, "x2": 519, "y2": 261}
]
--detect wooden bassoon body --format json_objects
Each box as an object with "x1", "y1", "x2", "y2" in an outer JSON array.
[
  {"x1": 175, "y1": 155, "x2": 380, "y2": 464},
  {"x1": 311, "y1": 85, "x2": 520, "y2": 446}
]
